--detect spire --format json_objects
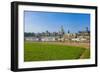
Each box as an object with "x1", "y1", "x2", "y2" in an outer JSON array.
[{"x1": 60, "y1": 25, "x2": 65, "y2": 35}]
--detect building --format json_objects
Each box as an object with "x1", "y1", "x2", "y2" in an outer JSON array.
[
  {"x1": 24, "y1": 26, "x2": 90, "y2": 42},
  {"x1": 24, "y1": 25, "x2": 65, "y2": 42},
  {"x1": 63, "y1": 27, "x2": 90, "y2": 42}
]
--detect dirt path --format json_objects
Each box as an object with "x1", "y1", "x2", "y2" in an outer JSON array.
[
  {"x1": 79, "y1": 48, "x2": 90, "y2": 59},
  {"x1": 80, "y1": 50, "x2": 87, "y2": 59}
]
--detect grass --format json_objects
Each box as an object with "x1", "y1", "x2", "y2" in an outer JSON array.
[{"x1": 24, "y1": 42, "x2": 90, "y2": 62}]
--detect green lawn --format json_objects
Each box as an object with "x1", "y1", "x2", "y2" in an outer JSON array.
[{"x1": 24, "y1": 42, "x2": 90, "y2": 62}]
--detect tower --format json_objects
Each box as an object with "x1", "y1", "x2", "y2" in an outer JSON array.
[{"x1": 60, "y1": 25, "x2": 65, "y2": 35}]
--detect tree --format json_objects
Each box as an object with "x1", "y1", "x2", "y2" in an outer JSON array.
[{"x1": 24, "y1": 32, "x2": 35, "y2": 37}]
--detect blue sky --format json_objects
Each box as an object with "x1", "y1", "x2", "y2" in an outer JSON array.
[{"x1": 24, "y1": 11, "x2": 90, "y2": 33}]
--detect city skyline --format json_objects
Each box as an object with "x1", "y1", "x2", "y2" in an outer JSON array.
[{"x1": 24, "y1": 11, "x2": 90, "y2": 33}]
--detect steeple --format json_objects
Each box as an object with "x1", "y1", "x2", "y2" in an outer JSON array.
[{"x1": 60, "y1": 25, "x2": 65, "y2": 35}]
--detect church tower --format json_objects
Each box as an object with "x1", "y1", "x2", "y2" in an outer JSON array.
[
  {"x1": 59, "y1": 25, "x2": 65, "y2": 36},
  {"x1": 61, "y1": 25, "x2": 65, "y2": 35}
]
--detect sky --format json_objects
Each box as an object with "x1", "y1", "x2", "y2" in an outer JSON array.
[{"x1": 24, "y1": 11, "x2": 90, "y2": 33}]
